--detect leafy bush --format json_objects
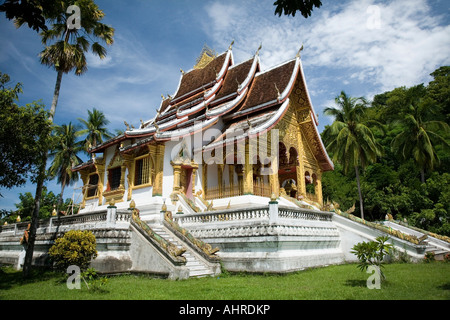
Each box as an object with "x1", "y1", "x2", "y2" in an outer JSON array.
[
  {"x1": 81, "y1": 268, "x2": 108, "y2": 292},
  {"x1": 351, "y1": 236, "x2": 393, "y2": 280},
  {"x1": 49, "y1": 230, "x2": 98, "y2": 271},
  {"x1": 424, "y1": 252, "x2": 435, "y2": 263}
]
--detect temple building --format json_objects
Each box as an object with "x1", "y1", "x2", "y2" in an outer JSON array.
[
  {"x1": 73, "y1": 43, "x2": 334, "y2": 216},
  {"x1": 2, "y1": 44, "x2": 442, "y2": 277}
]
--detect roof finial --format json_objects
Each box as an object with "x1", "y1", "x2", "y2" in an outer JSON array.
[
  {"x1": 246, "y1": 116, "x2": 252, "y2": 130},
  {"x1": 124, "y1": 121, "x2": 130, "y2": 131},
  {"x1": 256, "y1": 43, "x2": 262, "y2": 56},
  {"x1": 161, "y1": 94, "x2": 166, "y2": 100},
  {"x1": 229, "y1": 39, "x2": 235, "y2": 50},
  {"x1": 180, "y1": 68, "x2": 185, "y2": 75},
  {"x1": 154, "y1": 123, "x2": 160, "y2": 134},
  {"x1": 296, "y1": 43, "x2": 304, "y2": 58}
]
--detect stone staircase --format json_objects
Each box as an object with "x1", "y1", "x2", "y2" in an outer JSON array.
[
  {"x1": 148, "y1": 223, "x2": 217, "y2": 278},
  {"x1": 381, "y1": 220, "x2": 450, "y2": 260},
  {"x1": 424, "y1": 241, "x2": 450, "y2": 260}
]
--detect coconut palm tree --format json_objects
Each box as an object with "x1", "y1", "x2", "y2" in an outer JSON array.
[
  {"x1": 48, "y1": 122, "x2": 84, "y2": 211},
  {"x1": 78, "y1": 107, "x2": 113, "y2": 151},
  {"x1": 39, "y1": 1, "x2": 114, "y2": 121},
  {"x1": 23, "y1": 1, "x2": 114, "y2": 278},
  {"x1": 391, "y1": 86, "x2": 449, "y2": 183},
  {"x1": 323, "y1": 91, "x2": 383, "y2": 220}
]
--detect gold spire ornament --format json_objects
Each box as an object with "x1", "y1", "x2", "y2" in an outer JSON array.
[
  {"x1": 255, "y1": 43, "x2": 262, "y2": 56},
  {"x1": 229, "y1": 39, "x2": 235, "y2": 50},
  {"x1": 296, "y1": 44, "x2": 304, "y2": 58}
]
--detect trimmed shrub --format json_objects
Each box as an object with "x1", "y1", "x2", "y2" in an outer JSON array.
[{"x1": 49, "y1": 230, "x2": 98, "y2": 271}]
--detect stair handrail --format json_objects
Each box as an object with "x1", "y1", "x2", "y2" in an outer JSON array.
[
  {"x1": 162, "y1": 210, "x2": 220, "y2": 262},
  {"x1": 130, "y1": 207, "x2": 187, "y2": 264},
  {"x1": 333, "y1": 209, "x2": 423, "y2": 245}
]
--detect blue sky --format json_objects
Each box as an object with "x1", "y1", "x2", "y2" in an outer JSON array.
[{"x1": 0, "y1": 0, "x2": 449, "y2": 211}]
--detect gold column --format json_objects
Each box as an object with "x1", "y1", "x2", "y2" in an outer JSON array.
[
  {"x1": 95, "y1": 160, "x2": 105, "y2": 206},
  {"x1": 202, "y1": 162, "x2": 207, "y2": 199},
  {"x1": 123, "y1": 154, "x2": 134, "y2": 201},
  {"x1": 296, "y1": 130, "x2": 306, "y2": 198},
  {"x1": 153, "y1": 144, "x2": 165, "y2": 196},
  {"x1": 316, "y1": 170, "x2": 323, "y2": 205},
  {"x1": 191, "y1": 163, "x2": 198, "y2": 192},
  {"x1": 172, "y1": 163, "x2": 182, "y2": 192},
  {"x1": 79, "y1": 170, "x2": 89, "y2": 209},
  {"x1": 243, "y1": 141, "x2": 253, "y2": 195},
  {"x1": 269, "y1": 156, "x2": 279, "y2": 197}
]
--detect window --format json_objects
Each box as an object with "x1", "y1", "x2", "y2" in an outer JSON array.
[
  {"x1": 135, "y1": 155, "x2": 152, "y2": 186},
  {"x1": 87, "y1": 174, "x2": 99, "y2": 198},
  {"x1": 108, "y1": 167, "x2": 121, "y2": 190}
]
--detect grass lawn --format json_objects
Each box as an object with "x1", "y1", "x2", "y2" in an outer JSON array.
[{"x1": 1, "y1": 262, "x2": 449, "y2": 300}]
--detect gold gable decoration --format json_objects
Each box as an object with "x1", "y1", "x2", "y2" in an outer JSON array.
[{"x1": 194, "y1": 44, "x2": 217, "y2": 70}]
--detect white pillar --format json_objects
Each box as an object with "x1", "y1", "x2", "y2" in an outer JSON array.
[
  {"x1": 107, "y1": 205, "x2": 117, "y2": 227},
  {"x1": 269, "y1": 197, "x2": 278, "y2": 224}
]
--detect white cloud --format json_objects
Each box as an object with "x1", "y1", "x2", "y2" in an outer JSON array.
[{"x1": 204, "y1": 0, "x2": 450, "y2": 93}]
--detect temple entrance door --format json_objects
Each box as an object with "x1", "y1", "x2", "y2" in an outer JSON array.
[{"x1": 181, "y1": 166, "x2": 193, "y2": 200}]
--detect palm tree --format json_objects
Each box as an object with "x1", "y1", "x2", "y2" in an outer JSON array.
[
  {"x1": 323, "y1": 91, "x2": 383, "y2": 220},
  {"x1": 48, "y1": 123, "x2": 84, "y2": 211},
  {"x1": 391, "y1": 86, "x2": 449, "y2": 183},
  {"x1": 39, "y1": 1, "x2": 114, "y2": 121},
  {"x1": 78, "y1": 108, "x2": 113, "y2": 151},
  {"x1": 23, "y1": 1, "x2": 114, "y2": 278}
]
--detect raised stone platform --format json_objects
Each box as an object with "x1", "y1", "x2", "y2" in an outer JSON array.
[{"x1": 1, "y1": 196, "x2": 446, "y2": 278}]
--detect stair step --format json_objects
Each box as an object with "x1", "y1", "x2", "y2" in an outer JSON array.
[{"x1": 144, "y1": 222, "x2": 216, "y2": 278}]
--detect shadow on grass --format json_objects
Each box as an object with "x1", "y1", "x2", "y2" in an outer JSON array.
[
  {"x1": 437, "y1": 282, "x2": 450, "y2": 291},
  {"x1": 0, "y1": 266, "x2": 65, "y2": 290},
  {"x1": 345, "y1": 279, "x2": 367, "y2": 288}
]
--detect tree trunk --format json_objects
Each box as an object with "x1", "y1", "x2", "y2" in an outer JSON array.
[
  {"x1": 22, "y1": 155, "x2": 47, "y2": 278},
  {"x1": 355, "y1": 165, "x2": 364, "y2": 220},
  {"x1": 420, "y1": 169, "x2": 425, "y2": 183},
  {"x1": 57, "y1": 175, "x2": 67, "y2": 214},
  {"x1": 49, "y1": 70, "x2": 63, "y2": 122},
  {"x1": 22, "y1": 71, "x2": 63, "y2": 278}
]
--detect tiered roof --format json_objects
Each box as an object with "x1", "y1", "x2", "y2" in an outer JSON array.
[{"x1": 87, "y1": 44, "x2": 333, "y2": 172}]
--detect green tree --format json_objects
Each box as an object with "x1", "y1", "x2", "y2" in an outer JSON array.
[
  {"x1": 48, "y1": 123, "x2": 84, "y2": 211},
  {"x1": 0, "y1": 72, "x2": 52, "y2": 195},
  {"x1": 323, "y1": 91, "x2": 383, "y2": 220},
  {"x1": 39, "y1": 1, "x2": 114, "y2": 121},
  {"x1": 351, "y1": 236, "x2": 393, "y2": 281},
  {"x1": 14, "y1": 187, "x2": 59, "y2": 221},
  {"x1": 0, "y1": 0, "x2": 58, "y2": 32},
  {"x1": 390, "y1": 85, "x2": 449, "y2": 183},
  {"x1": 427, "y1": 66, "x2": 450, "y2": 123},
  {"x1": 23, "y1": 1, "x2": 114, "y2": 278},
  {"x1": 78, "y1": 108, "x2": 112, "y2": 151},
  {"x1": 273, "y1": 0, "x2": 322, "y2": 18}
]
